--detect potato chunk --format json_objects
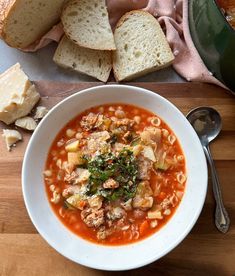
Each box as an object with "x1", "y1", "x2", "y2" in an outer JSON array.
[
  {"x1": 67, "y1": 152, "x2": 84, "y2": 165},
  {"x1": 65, "y1": 140, "x2": 79, "y2": 152}
]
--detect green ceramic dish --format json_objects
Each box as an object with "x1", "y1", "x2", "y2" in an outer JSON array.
[{"x1": 189, "y1": 0, "x2": 235, "y2": 93}]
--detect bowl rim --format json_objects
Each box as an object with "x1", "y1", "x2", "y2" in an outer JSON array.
[{"x1": 22, "y1": 84, "x2": 208, "y2": 270}]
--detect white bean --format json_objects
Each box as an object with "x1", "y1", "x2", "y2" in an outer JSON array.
[
  {"x1": 108, "y1": 106, "x2": 115, "y2": 112},
  {"x1": 51, "y1": 191, "x2": 60, "y2": 204},
  {"x1": 57, "y1": 139, "x2": 64, "y2": 147},
  {"x1": 133, "y1": 116, "x2": 141, "y2": 124},
  {"x1": 150, "y1": 220, "x2": 158, "y2": 228},
  {"x1": 162, "y1": 129, "x2": 169, "y2": 138},
  {"x1": 163, "y1": 209, "x2": 171, "y2": 216},
  {"x1": 66, "y1": 129, "x2": 76, "y2": 138},
  {"x1": 115, "y1": 109, "x2": 125, "y2": 118},
  {"x1": 75, "y1": 132, "x2": 83, "y2": 140},
  {"x1": 43, "y1": 170, "x2": 52, "y2": 177},
  {"x1": 49, "y1": 184, "x2": 55, "y2": 192},
  {"x1": 56, "y1": 159, "x2": 62, "y2": 169}
]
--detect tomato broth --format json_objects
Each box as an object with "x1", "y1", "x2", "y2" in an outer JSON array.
[{"x1": 44, "y1": 104, "x2": 186, "y2": 245}]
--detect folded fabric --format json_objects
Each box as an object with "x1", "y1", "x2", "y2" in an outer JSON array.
[{"x1": 21, "y1": 0, "x2": 228, "y2": 90}]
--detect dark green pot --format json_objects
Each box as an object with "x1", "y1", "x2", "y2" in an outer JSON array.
[{"x1": 189, "y1": 0, "x2": 235, "y2": 94}]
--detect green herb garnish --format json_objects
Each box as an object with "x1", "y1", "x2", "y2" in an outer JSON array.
[{"x1": 86, "y1": 149, "x2": 138, "y2": 201}]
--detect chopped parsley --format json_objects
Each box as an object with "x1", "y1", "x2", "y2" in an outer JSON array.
[{"x1": 86, "y1": 149, "x2": 138, "y2": 201}]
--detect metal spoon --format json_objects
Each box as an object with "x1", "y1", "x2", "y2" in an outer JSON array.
[{"x1": 187, "y1": 107, "x2": 230, "y2": 233}]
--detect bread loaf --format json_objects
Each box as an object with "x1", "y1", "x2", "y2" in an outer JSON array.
[{"x1": 1, "y1": 0, "x2": 65, "y2": 48}]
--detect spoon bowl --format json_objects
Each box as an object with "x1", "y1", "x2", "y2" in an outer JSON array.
[{"x1": 187, "y1": 107, "x2": 222, "y2": 145}]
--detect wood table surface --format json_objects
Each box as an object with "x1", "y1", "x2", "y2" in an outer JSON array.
[{"x1": 0, "y1": 82, "x2": 234, "y2": 276}]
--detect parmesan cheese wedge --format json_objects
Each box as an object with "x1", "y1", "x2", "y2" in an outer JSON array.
[
  {"x1": 2, "y1": 129, "x2": 22, "y2": 151},
  {"x1": 0, "y1": 63, "x2": 40, "y2": 125}
]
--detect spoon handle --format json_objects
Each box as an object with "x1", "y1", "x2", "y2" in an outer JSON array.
[{"x1": 203, "y1": 145, "x2": 230, "y2": 233}]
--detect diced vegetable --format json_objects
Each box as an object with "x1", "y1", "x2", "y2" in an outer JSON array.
[
  {"x1": 147, "y1": 210, "x2": 163, "y2": 219},
  {"x1": 140, "y1": 127, "x2": 161, "y2": 145},
  {"x1": 139, "y1": 220, "x2": 149, "y2": 235},
  {"x1": 133, "y1": 182, "x2": 154, "y2": 210},
  {"x1": 132, "y1": 196, "x2": 153, "y2": 210},
  {"x1": 154, "y1": 150, "x2": 170, "y2": 171},
  {"x1": 75, "y1": 168, "x2": 91, "y2": 183},
  {"x1": 147, "y1": 204, "x2": 163, "y2": 219},
  {"x1": 136, "y1": 181, "x2": 153, "y2": 197},
  {"x1": 154, "y1": 161, "x2": 170, "y2": 171},
  {"x1": 142, "y1": 146, "x2": 156, "y2": 162},
  {"x1": 67, "y1": 152, "x2": 85, "y2": 166},
  {"x1": 150, "y1": 220, "x2": 158, "y2": 228},
  {"x1": 65, "y1": 140, "x2": 79, "y2": 152},
  {"x1": 132, "y1": 144, "x2": 143, "y2": 156},
  {"x1": 131, "y1": 137, "x2": 141, "y2": 146},
  {"x1": 66, "y1": 194, "x2": 86, "y2": 210},
  {"x1": 64, "y1": 200, "x2": 76, "y2": 210},
  {"x1": 87, "y1": 195, "x2": 103, "y2": 209}
]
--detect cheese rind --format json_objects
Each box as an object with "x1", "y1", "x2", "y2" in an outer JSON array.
[
  {"x1": 2, "y1": 129, "x2": 22, "y2": 151},
  {"x1": 0, "y1": 63, "x2": 40, "y2": 124}
]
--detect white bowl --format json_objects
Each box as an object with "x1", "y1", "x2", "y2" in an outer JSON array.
[{"x1": 22, "y1": 85, "x2": 207, "y2": 271}]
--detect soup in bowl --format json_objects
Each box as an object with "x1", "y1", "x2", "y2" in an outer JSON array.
[
  {"x1": 44, "y1": 103, "x2": 186, "y2": 245},
  {"x1": 22, "y1": 85, "x2": 207, "y2": 270}
]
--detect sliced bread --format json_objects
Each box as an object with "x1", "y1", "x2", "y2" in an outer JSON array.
[
  {"x1": 112, "y1": 10, "x2": 175, "y2": 81},
  {"x1": 1, "y1": 0, "x2": 65, "y2": 48},
  {"x1": 61, "y1": 0, "x2": 116, "y2": 50},
  {"x1": 53, "y1": 35, "x2": 112, "y2": 82}
]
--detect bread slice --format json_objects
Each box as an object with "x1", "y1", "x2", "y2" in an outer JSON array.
[
  {"x1": 53, "y1": 35, "x2": 112, "y2": 82},
  {"x1": 61, "y1": 0, "x2": 116, "y2": 50},
  {"x1": 1, "y1": 0, "x2": 65, "y2": 48},
  {"x1": 112, "y1": 10, "x2": 175, "y2": 81}
]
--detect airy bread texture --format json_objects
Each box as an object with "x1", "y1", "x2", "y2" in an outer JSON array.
[
  {"x1": 61, "y1": 0, "x2": 116, "y2": 50},
  {"x1": 112, "y1": 10, "x2": 175, "y2": 81},
  {"x1": 53, "y1": 35, "x2": 112, "y2": 82},
  {"x1": 1, "y1": 0, "x2": 65, "y2": 48}
]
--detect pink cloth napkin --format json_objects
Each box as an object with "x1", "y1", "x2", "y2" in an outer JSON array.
[{"x1": 22, "y1": 0, "x2": 227, "y2": 89}]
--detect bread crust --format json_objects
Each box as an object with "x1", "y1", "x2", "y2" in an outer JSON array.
[
  {"x1": 1, "y1": 0, "x2": 65, "y2": 48},
  {"x1": 0, "y1": 0, "x2": 15, "y2": 38}
]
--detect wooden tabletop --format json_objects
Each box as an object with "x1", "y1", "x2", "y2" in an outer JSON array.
[{"x1": 0, "y1": 82, "x2": 234, "y2": 276}]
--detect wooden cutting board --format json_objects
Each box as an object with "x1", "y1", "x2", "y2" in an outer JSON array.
[{"x1": 0, "y1": 82, "x2": 234, "y2": 276}]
